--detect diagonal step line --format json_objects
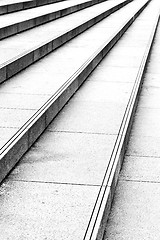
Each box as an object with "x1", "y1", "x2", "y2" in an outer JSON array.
[
  {"x1": 0, "y1": 0, "x2": 114, "y2": 40},
  {"x1": 0, "y1": 0, "x2": 68, "y2": 15},
  {"x1": 0, "y1": 0, "x2": 132, "y2": 84},
  {"x1": 0, "y1": 0, "x2": 151, "y2": 190},
  {"x1": 83, "y1": 2, "x2": 160, "y2": 240},
  {"x1": 0, "y1": 0, "x2": 149, "y2": 157}
]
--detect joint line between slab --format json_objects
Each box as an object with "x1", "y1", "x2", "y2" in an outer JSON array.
[
  {"x1": 47, "y1": 130, "x2": 118, "y2": 136},
  {"x1": 120, "y1": 178, "x2": 160, "y2": 184},
  {"x1": 126, "y1": 154, "x2": 160, "y2": 159},
  {"x1": 10, "y1": 179, "x2": 102, "y2": 187}
]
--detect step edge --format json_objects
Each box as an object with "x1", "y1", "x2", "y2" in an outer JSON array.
[
  {"x1": 0, "y1": 0, "x2": 132, "y2": 84},
  {"x1": 0, "y1": 0, "x2": 68, "y2": 15},
  {"x1": 84, "y1": 2, "x2": 159, "y2": 240},
  {"x1": 0, "y1": 0, "x2": 149, "y2": 193},
  {"x1": 0, "y1": 0, "x2": 110, "y2": 39}
]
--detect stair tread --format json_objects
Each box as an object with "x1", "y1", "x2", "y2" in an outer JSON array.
[
  {"x1": 0, "y1": 0, "x2": 125, "y2": 58},
  {"x1": 0, "y1": 0, "x2": 159, "y2": 239},
  {"x1": 0, "y1": 0, "x2": 98, "y2": 27},
  {"x1": 0, "y1": 0, "x2": 153, "y2": 152},
  {"x1": 0, "y1": 0, "x2": 149, "y2": 145},
  {"x1": 0, "y1": 0, "x2": 159, "y2": 240},
  {"x1": 0, "y1": 0, "x2": 130, "y2": 82}
]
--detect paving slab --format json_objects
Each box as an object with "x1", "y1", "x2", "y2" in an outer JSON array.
[
  {"x1": 129, "y1": 107, "x2": 160, "y2": 137},
  {"x1": 48, "y1": 101, "x2": 126, "y2": 134},
  {"x1": 0, "y1": 180, "x2": 101, "y2": 240},
  {"x1": 0, "y1": 128, "x2": 19, "y2": 149},
  {"x1": 71, "y1": 81, "x2": 133, "y2": 104},
  {"x1": 142, "y1": 73, "x2": 160, "y2": 87},
  {"x1": 8, "y1": 131, "x2": 117, "y2": 185},
  {"x1": 126, "y1": 135, "x2": 160, "y2": 158},
  {"x1": 120, "y1": 155, "x2": 160, "y2": 182},
  {"x1": 0, "y1": 92, "x2": 51, "y2": 109},
  {"x1": 90, "y1": 66, "x2": 139, "y2": 83},
  {"x1": 0, "y1": 108, "x2": 36, "y2": 128},
  {"x1": 104, "y1": 180, "x2": 160, "y2": 240},
  {"x1": 138, "y1": 84, "x2": 160, "y2": 109}
]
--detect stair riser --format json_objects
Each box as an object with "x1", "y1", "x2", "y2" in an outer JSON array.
[
  {"x1": 86, "y1": 4, "x2": 160, "y2": 240},
  {"x1": 0, "y1": 0, "x2": 67, "y2": 15},
  {"x1": 0, "y1": 0, "x2": 149, "y2": 193},
  {"x1": 0, "y1": 0, "x2": 131, "y2": 84},
  {"x1": 0, "y1": 0, "x2": 110, "y2": 40}
]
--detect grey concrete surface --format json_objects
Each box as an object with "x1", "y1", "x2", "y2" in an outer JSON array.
[
  {"x1": 104, "y1": 3, "x2": 160, "y2": 239},
  {"x1": 0, "y1": 0, "x2": 131, "y2": 83},
  {"x1": 126, "y1": 135, "x2": 160, "y2": 157},
  {"x1": 48, "y1": 101, "x2": 126, "y2": 134},
  {"x1": 104, "y1": 181, "x2": 160, "y2": 240},
  {"x1": 0, "y1": 108, "x2": 36, "y2": 128},
  {"x1": 0, "y1": 128, "x2": 19, "y2": 149},
  {"x1": 129, "y1": 107, "x2": 160, "y2": 137},
  {"x1": 0, "y1": 180, "x2": 100, "y2": 240},
  {"x1": 0, "y1": 0, "x2": 160, "y2": 239},
  {"x1": 0, "y1": 93, "x2": 51, "y2": 109},
  {"x1": 8, "y1": 131, "x2": 117, "y2": 185},
  {"x1": 120, "y1": 155, "x2": 160, "y2": 182}
]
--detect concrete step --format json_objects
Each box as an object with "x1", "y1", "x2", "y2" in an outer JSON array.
[
  {"x1": 0, "y1": 0, "x2": 159, "y2": 239},
  {"x1": 0, "y1": 0, "x2": 150, "y2": 182},
  {"x1": 0, "y1": 0, "x2": 150, "y2": 181},
  {"x1": 0, "y1": 0, "x2": 67, "y2": 15},
  {"x1": 0, "y1": 0, "x2": 111, "y2": 40},
  {"x1": 0, "y1": 0, "x2": 132, "y2": 84},
  {"x1": 104, "y1": 9, "x2": 160, "y2": 239}
]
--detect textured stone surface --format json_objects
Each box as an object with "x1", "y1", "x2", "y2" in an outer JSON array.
[
  {"x1": 0, "y1": 127, "x2": 18, "y2": 149},
  {"x1": 0, "y1": 180, "x2": 100, "y2": 240},
  {"x1": 9, "y1": 131, "x2": 117, "y2": 185},
  {"x1": 48, "y1": 101, "x2": 126, "y2": 134},
  {"x1": 0, "y1": 92, "x2": 50, "y2": 109},
  {"x1": 129, "y1": 107, "x2": 160, "y2": 137},
  {"x1": 126, "y1": 135, "x2": 160, "y2": 158},
  {"x1": 72, "y1": 81, "x2": 133, "y2": 104},
  {"x1": 104, "y1": 181, "x2": 160, "y2": 240},
  {"x1": 120, "y1": 155, "x2": 160, "y2": 182},
  {"x1": 0, "y1": 108, "x2": 35, "y2": 128}
]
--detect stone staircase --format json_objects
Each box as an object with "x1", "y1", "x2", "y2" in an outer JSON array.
[{"x1": 0, "y1": 0, "x2": 159, "y2": 239}]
